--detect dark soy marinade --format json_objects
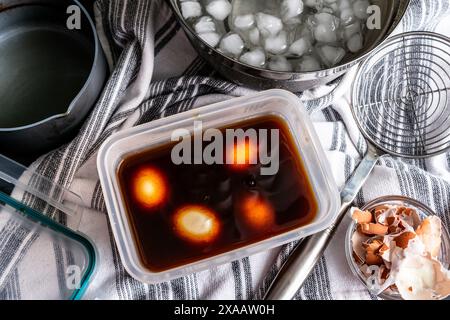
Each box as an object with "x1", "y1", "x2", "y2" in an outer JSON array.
[{"x1": 118, "y1": 116, "x2": 318, "y2": 272}]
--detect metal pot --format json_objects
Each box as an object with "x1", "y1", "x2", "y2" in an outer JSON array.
[
  {"x1": 0, "y1": 0, "x2": 107, "y2": 158},
  {"x1": 169, "y1": 0, "x2": 410, "y2": 91}
]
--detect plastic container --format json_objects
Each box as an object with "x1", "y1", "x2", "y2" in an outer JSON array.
[
  {"x1": 98, "y1": 89, "x2": 340, "y2": 283},
  {"x1": 0, "y1": 154, "x2": 96, "y2": 300},
  {"x1": 345, "y1": 195, "x2": 450, "y2": 300}
]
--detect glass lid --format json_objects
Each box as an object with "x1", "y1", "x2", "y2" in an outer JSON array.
[{"x1": 0, "y1": 154, "x2": 96, "y2": 300}]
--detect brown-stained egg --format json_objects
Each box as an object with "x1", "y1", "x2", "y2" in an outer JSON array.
[
  {"x1": 226, "y1": 139, "x2": 258, "y2": 170},
  {"x1": 173, "y1": 205, "x2": 220, "y2": 244},
  {"x1": 132, "y1": 166, "x2": 168, "y2": 209},
  {"x1": 239, "y1": 194, "x2": 275, "y2": 232}
]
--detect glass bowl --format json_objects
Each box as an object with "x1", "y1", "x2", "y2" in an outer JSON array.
[{"x1": 345, "y1": 195, "x2": 450, "y2": 300}]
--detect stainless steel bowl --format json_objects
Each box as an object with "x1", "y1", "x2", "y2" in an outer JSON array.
[{"x1": 169, "y1": 0, "x2": 410, "y2": 91}]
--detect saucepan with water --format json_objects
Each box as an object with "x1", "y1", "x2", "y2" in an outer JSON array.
[{"x1": 0, "y1": 0, "x2": 107, "y2": 158}]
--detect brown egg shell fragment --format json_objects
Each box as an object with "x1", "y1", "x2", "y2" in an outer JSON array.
[
  {"x1": 351, "y1": 207, "x2": 373, "y2": 224},
  {"x1": 379, "y1": 235, "x2": 395, "y2": 263},
  {"x1": 375, "y1": 206, "x2": 398, "y2": 225},
  {"x1": 378, "y1": 265, "x2": 391, "y2": 286},
  {"x1": 379, "y1": 243, "x2": 390, "y2": 256},
  {"x1": 393, "y1": 231, "x2": 416, "y2": 249},
  {"x1": 359, "y1": 223, "x2": 389, "y2": 236},
  {"x1": 352, "y1": 228, "x2": 371, "y2": 263},
  {"x1": 363, "y1": 238, "x2": 385, "y2": 266},
  {"x1": 385, "y1": 216, "x2": 396, "y2": 226},
  {"x1": 366, "y1": 251, "x2": 384, "y2": 266},
  {"x1": 362, "y1": 238, "x2": 384, "y2": 252},
  {"x1": 373, "y1": 204, "x2": 392, "y2": 221}
]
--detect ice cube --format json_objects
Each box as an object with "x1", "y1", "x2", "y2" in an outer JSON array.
[
  {"x1": 281, "y1": 0, "x2": 304, "y2": 22},
  {"x1": 297, "y1": 55, "x2": 321, "y2": 71},
  {"x1": 206, "y1": 0, "x2": 232, "y2": 21},
  {"x1": 296, "y1": 26, "x2": 314, "y2": 43},
  {"x1": 219, "y1": 33, "x2": 245, "y2": 57},
  {"x1": 340, "y1": 7, "x2": 355, "y2": 25},
  {"x1": 347, "y1": 33, "x2": 363, "y2": 52},
  {"x1": 194, "y1": 16, "x2": 216, "y2": 34},
  {"x1": 239, "y1": 48, "x2": 266, "y2": 67},
  {"x1": 303, "y1": 13, "x2": 311, "y2": 26},
  {"x1": 314, "y1": 24, "x2": 337, "y2": 43},
  {"x1": 256, "y1": 13, "x2": 283, "y2": 38},
  {"x1": 320, "y1": 7, "x2": 334, "y2": 14},
  {"x1": 264, "y1": 31, "x2": 288, "y2": 55},
  {"x1": 313, "y1": 13, "x2": 339, "y2": 43},
  {"x1": 315, "y1": 12, "x2": 339, "y2": 25},
  {"x1": 318, "y1": 45, "x2": 346, "y2": 67},
  {"x1": 320, "y1": 0, "x2": 338, "y2": 13},
  {"x1": 304, "y1": 0, "x2": 321, "y2": 8},
  {"x1": 326, "y1": 1, "x2": 339, "y2": 13},
  {"x1": 233, "y1": 14, "x2": 255, "y2": 30},
  {"x1": 268, "y1": 56, "x2": 293, "y2": 72},
  {"x1": 343, "y1": 20, "x2": 361, "y2": 40},
  {"x1": 339, "y1": 0, "x2": 352, "y2": 10},
  {"x1": 353, "y1": 0, "x2": 370, "y2": 20},
  {"x1": 288, "y1": 37, "x2": 311, "y2": 56},
  {"x1": 248, "y1": 27, "x2": 261, "y2": 46},
  {"x1": 199, "y1": 32, "x2": 221, "y2": 47},
  {"x1": 181, "y1": 1, "x2": 202, "y2": 20},
  {"x1": 284, "y1": 15, "x2": 302, "y2": 26}
]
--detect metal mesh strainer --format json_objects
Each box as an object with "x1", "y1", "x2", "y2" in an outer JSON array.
[
  {"x1": 265, "y1": 31, "x2": 450, "y2": 300},
  {"x1": 352, "y1": 31, "x2": 450, "y2": 158}
]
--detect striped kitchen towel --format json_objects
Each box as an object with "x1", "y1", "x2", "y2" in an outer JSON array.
[{"x1": 1, "y1": 0, "x2": 450, "y2": 299}]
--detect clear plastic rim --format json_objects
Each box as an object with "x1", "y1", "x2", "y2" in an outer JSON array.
[{"x1": 97, "y1": 89, "x2": 341, "y2": 283}]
